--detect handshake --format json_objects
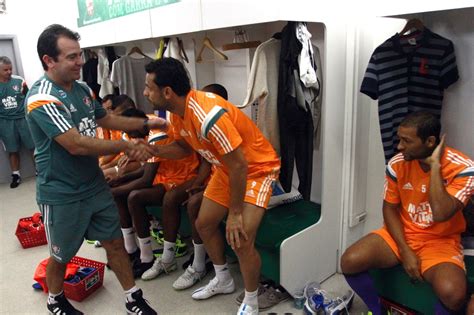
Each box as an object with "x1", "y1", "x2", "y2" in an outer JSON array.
[{"x1": 124, "y1": 139, "x2": 157, "y2": 162}]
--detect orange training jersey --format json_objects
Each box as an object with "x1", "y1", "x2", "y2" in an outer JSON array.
[
  {"x1": 384, "y1": 147, "x2": 474, "y2": 241},
  {"x1": 171, "y1": 90, "x2": 280, "y2": 177},
  {"x1": 148, "y1": 126, "x2": 199, "y2": 186}
]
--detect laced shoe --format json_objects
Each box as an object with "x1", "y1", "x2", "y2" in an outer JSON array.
[
  {"x1": 125, "y1": 289, "x2": 157, "y2": 315},
  {"x1": 47, "y1": 292, "x2": 83, "y2": 315},
  {"x1": 133, "y1": 260, "x2": 155, "y2": 279},
  {"x1": 236, "y1": 284, "x2": 290, "y2": 311},
  {"x1": 10, "y1": 174, "x2": 21, "y2": 188},
  {"x1": 192, "y1": 276, "x2": 235, "y2": 300},
  {"x1": 236, "y1": 303, "x2": 258, "y2": 315},
  {"x1": 141, "y1": 258, "x2": 177, "y2": 280},
  {"x1": 173, "y1": 265, "x2": 207, "y2": 290}
]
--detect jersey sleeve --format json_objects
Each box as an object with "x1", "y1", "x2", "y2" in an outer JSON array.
[
  {"x1": 27, "y1": 95, "x2": 74, "y2": 139},
  {"x1": 201, "y1": 107, "x2": 242, "y2": 156},
  {"x1": 147, "y1": 130, "x2": 170, "y2": 163},
  {"x1": 360, "y1": 52, "x2": 379, "y2": 100},
  {"x1": 448, "y1": 166, "x2": 474, "y2": 205},
  {"x1": 440, "y1": 41, "x2": 459, "y2": 89},
  {"x1": 383, "y1": 162, "x2": 401, "y2": 204}
]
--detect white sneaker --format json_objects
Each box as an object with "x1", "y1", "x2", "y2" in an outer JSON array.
[
  {"x1": 191, "y1": 276, "x2": 235, "y2": 300},
  {"x1": 173, "y1": 265, "x2": 207, "y2": 290},
  {"x1": 237, "y1": 303, "x2": 258, "y2": 315},
  {"x1": 141, "y1": 258, "x2": 177, "y2": 280}
]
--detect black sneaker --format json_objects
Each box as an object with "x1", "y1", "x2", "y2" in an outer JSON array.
[
  {"x1": 10, "y1": 174, "x2": 21, "y2": 188},
  {"x1": 129, "y1": 248, "x2": 141, "y2": 267},
  {"x1": 133, "y1": 260, "x2": 155, "y2": 278},
  {"x1": 47, "y1": 292, "x2": 83, "y2": 315},
  {"x1": 125, "y1": 289, "x2": 157, "y2": 315},
  {"x1": 182, "y1": 253, "x2": 213, "y2": 273}
]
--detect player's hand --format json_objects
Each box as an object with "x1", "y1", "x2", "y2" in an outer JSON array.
[
  {"x1": 181, "y1": 185, "x2": 205, "y2": 205},
  {"x1": 148, "y1": 117, "x2": 169, "y2": 131},
  {"x1": 117, "y1": 155, "x2": 129, "y2": 168},
  {"x1": 424, "y1": 134, "x2": 446, "y2": 167},
  {"x1": 400, "y1": 247, "x2": 422, "y2": 282},
  {"x1": 225, "y1": 212, "x2": 248, "y2": 250},
  {"x1": 126, "y1": 139, "x2": 154, "y2": 161}
]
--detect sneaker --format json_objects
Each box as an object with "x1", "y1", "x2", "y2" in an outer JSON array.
[
  {"x1": 236, "y1": 303, "x2": 258, "y2": 315},
  {"x1": 133, "y1": 260, "x2": 155, "y2": 279},
  {"x1": 10, "y1": 174, "x2": 21, "y2": 188},
  {"x1": 128, "y1": 249, "x2": 141, "y2": 268},
  {"x1": 236, "y1": 284, "x2": 290, "y2": 311},
  {"x1": 304, "y1": 289, "x2": 354, "y2": 315},
  {"x1": 47, "y1": 292, "x2": 83, "y2": 315},
  {"x1": 182, "y1": 253, "x2": 213, "y2": 273},
  {"x1": 173, "y1": 265, "x2": 207, "y2": 290},
  {"x1": 150, "y1": 228, "x2": 163, "y2": 244},
  {"x1": 327, "y1": 290, "x2": 354, "y2": 314},
  {"x1": 94, "y1": 240, "x2": 102, "y2": 247},
  {"x1": 153, "y1": 241, "x2": 188, "y2": 258},
  {"x1": 192, "y1": 276, "x2": 235, "y2": 300},
  {"x1": 141, "y1": 258, "x2": 177, "y2": 280},
  {"x1": 125, "y1": 289, "x2": 157, "y2": 315}
]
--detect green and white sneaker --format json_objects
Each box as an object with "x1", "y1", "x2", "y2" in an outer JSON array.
[{"x1": 153, "y1": 239, "x2": 188, "y2": 258}]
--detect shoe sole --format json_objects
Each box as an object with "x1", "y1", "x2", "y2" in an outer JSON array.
[{"x1": 192, "y1": 285, "x2": 235, "y2": 300}]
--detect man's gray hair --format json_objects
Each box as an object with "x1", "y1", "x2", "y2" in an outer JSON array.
[{"x1": 0, "y1": 56, "x2": 12, "y2": 65}]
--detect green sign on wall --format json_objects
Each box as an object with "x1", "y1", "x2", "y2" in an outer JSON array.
[{"x1": 77, "y1": 0, "x2": 179, "y2": 27}]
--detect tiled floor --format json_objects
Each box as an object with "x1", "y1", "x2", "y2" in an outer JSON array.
[{"x1": 0, "y1": 177, "x2": 369, "y2": 314}]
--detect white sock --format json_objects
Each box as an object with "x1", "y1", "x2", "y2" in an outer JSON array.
[
  {"x1": 124, "y1": 286, "x2": 140, "y2": 302},
  {"x1": 12, "y1": 170, "x2": 20, "y2": 176},
  {"x1": 47, "y1": 290, "x2": 63, "y2": 304},
  {"x1": 214, "y1": 263, "x2": 232, "y2": 283},
  {"x1": 192, "y1": 241, "x2": 206, "y2": 272},
  {"x1": 242, "y1": 288, "x2": 258, "y2": 306},
  {"x1": 138, "y1": 237, "x2": 154, "y2": 263},
  {"x1": 161, "y1": 240, "x2": 176, "y2": 263},
  {"x1": 121, "y1": 228, "x2": 138, "y2": 254}
]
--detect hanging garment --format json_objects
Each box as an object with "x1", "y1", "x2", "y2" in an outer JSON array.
[
  {"x1": 82, "y1": 56, "x2": 100, "y2": 98},
  {"x1": 277, "y1": 22, "x2": 320, "y2": 200},
  {"x1": 97, "y1": 48, "x2": 114, "y2": 98},
  {"x1": 239, "y1": 37, "x2": 281, "y2": 154},
  {"x1": 361, "y1": 28, "x2": 459, "y2": 163},
  {"x1": 110, "y1": 55, "x2": 153, "y2": 113}
]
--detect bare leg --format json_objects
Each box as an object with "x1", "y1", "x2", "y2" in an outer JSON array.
[
  {"x1": 187, "y1": 191, "x2": 204, "y2": 243},
  {"x1": 195, "y1": 197, "x2": 228, "y2": 265},
  {"x1": 9, "y1": 152, "x2": 20, "y2": 171},
  {"x1": 162, "y1": 181, "x2": 193, "y2": 242},
  {"x1": 101, "y1": 238, "x2": 135, "y2": 290},
  {"x1": 423, "y1": 263, "x2": 467, "y2": 311},
  {"x1": 128, "y1": 186, "x2": 166, "y2": 238},
  {"x1": 46, "y1": 258, "x2": 67, "y2": 294}
]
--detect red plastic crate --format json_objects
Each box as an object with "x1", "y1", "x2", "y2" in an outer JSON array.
[
  {"x1": 380, "y1": 297, "x2": 419, "y2": 315},
  {"x1": 63, "y1": 256, "x2": 105, "y2": 302},
  {"x1": 15, "y1": 216, "x2": 47, "y2": 248}
]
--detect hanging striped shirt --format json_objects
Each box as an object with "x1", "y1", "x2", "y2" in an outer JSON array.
[{"x1": 361, "y1": 28, "x2": 459, "y2": 163}]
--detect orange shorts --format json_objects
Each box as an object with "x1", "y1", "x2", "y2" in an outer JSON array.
[
  {"x1": 372, "y1": 227, "x2": 465, "y2": 274},
  {"x1": 203, "y1": 168, "x2": 279, "y2": 209},
  {"x1": 153, "y1": 177, "x2": 195, "y2": 192}
]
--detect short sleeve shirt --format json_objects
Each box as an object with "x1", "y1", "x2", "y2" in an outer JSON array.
[
  {"x1": 0, "y1": 75, "x2": 28, "y2": 119},
  {"x1": 171, "y1": 90, "x2": 280, "y2": 178},
  {"x1": 26, "y1": 75, "x2": 107, "y2": 204},
  {"x1": 384, "y1": 148, "x2": 474, "y2": 241},
  {"x1": 361, "y1": 28, "x2": 459, "y2": 162}
]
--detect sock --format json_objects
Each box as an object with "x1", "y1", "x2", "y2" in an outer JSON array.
[
  {"x1": 344, "y1": 272, "x2": 382, "y2": 315},
  {"x1": 124, "y1": 286, "x2": 140, "y2": 302},
  {"x1": 434, "y1": 300, "x2": 454, "y2": 315},
  {"x1": 242, "y1": 288, "x2": 258, "y2": 306},
  {"x1": 192, "y1": 241, "x2": 206, "y2": 272},
  {"x1": 138, "y1": 237, "x2": 154, "y2": 263},
  {"x1": 48, "y1": 291, "x2": 63, "y2": 304},
  {"x1": 121, "y1": 228, "x2": 138, "y2": 254},
  {"x1": 12, "y1": 170, "x2": 20, "y2": 176},
  {"x1": 214, "y1": 263, "x2": 232, "y2": 283},
  {"x1": 161, "y1": 240, "x2": 176, "y2": 263}
]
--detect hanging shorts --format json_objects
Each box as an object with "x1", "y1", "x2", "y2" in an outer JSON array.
[
  {"x1": 203, "y1": 167, "x2": 279, "y2": 209},
  {"x1": 0, "y1": 117, "x2": 35, "y2": 152},
  {"x1": 39, "y1": 188, "x2": 122, "y2": 263},
  {"x1": 372, "y1": 227, "x2": 465, "y2": 274}
]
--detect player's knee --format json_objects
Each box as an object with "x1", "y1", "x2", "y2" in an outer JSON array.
[
  {"x1": 436, "y1": 279, "x2": 466, "y2": 311},
  {"x1": 127, "y1": 190, "x2": 142, "y2": 207},
  {"x1": 233, "y1": 237, "x2": 255, "y2": 256},
  {"x1": 340, "y1": 248, "x2": 362, "y2": 274},
  {"x1": 162, "y1": 190, "x2": 180, "y2": 209}
]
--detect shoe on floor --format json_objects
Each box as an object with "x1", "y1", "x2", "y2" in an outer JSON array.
[
  {"x1": 141, "y1": 258, "x2": 177, "y2": 280},
  {"x1": 10, "y1": 174, "x2": 21, "y2": 189},
  {"x1": 173, "y1": 265, "x2": 207, "y2": 290},
  {"x1": 236, "y1": 303, "x2": 258, "y2": 315},
  {"x1": 133, "y1": 260, "x2": 155, "y2": 278},
  {"x1": 125, "y1": 289, "x2": 157, "y2": 315},
  {"x1": 192, "y1": 276, "x2": 235, "y2": 300},
  {"x1": 47, "y1": 292, "x2": 83, "y2": 315}
]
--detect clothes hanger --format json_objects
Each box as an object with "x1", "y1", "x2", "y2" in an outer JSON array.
[
  {"x1": 127, "y1": 46, "x2": 147, "y2": 58},
  {"x1": 196, "y1": 36, "x2": 228, "y2": 63},
  {"x1": 399, "y1": 18, "x2": 424, "y2": 36},
  {"x1": 222, "y1": 28, "x2": 261, "y2": 51},
  {"x1": 177, "y1": 37, "x2": 189, "y2": 63}
]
